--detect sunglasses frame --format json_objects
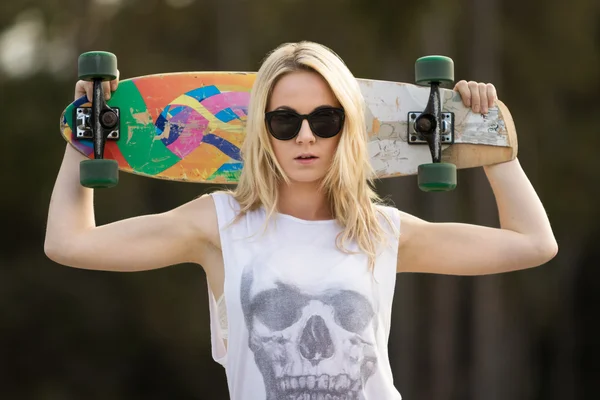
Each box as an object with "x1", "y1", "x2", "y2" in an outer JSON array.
[{"x1": 264, "y1": 107, "x2": 345, "y2": 140}]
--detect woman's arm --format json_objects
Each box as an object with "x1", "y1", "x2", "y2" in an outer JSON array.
[
  {"x1": 397, "y1": 158, "x2": 557, "y2": 274},
  {"x1": 44, "y1": 76, "x2": 220, "y2": 272},
  {"x1": 44, "y1": 145, "x2": 219, "y2": 272},
  {"x1": 396, "y1": 80, "x2": 557, "y2": 274}
]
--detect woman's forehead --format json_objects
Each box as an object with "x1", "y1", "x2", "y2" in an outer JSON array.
[{"x1": 268, "y1": 70, "x2": 340, "y2": 112}]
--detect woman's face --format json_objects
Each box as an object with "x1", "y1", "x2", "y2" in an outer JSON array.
[{"x1": 266, "y1": 70, "x2": 342, "y2": 184}]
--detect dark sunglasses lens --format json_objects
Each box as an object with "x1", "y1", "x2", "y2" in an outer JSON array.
[
  {"x1": 269, "y1": 112, "x2": 300, "y2": 140},
  {"x1": 310, "y1": 109, "x2": 343, "y2": 138}
]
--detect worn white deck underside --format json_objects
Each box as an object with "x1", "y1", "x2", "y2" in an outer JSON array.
[{"x1": 358, "y1": 79, "x2": 510, "y2": 176}]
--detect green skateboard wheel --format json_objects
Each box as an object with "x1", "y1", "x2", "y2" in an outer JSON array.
[
  {"x1": 78, "y1": 51, "x2": 118, "y2": 81},
  {"x1": 418, "y1": 162, "x2": 457, "y2": 192},
  {"x1": 415, "y1": 56, "x2": 454, "y2": 86},
  {"x1": 80, "y1": 159, "x2": 119, "y2": 188}
]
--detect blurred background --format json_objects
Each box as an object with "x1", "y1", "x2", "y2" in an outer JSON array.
[{"x1": 1, "y1": 0, "x2": 598, "y2": 399}]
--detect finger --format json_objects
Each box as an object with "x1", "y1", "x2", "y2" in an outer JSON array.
[
  {"x1": 454, "y1": 80, "x2": 470, "y2": 106},
  {"x1": 110, "y1": 69, "x2": 120, "y2": 92},
  {"x1": 76, "y1": 81, "x2": 114, "y2": 101},
  {"x1": 74, "y1": 81, "x2": 84, "y2": 101},
  {"x1": 83, "y1": 81, "x2": 94, "y2": 101},
  {"x1": 103, "y1": 81, "x2": 112, "y2": 100},
  {"x1": 74, "y1": 81, "x2": 88, "y2": 100},
  {"x1": 468, "y1": 81, "x2": 480, "y2": 113},
  {"x1": 76, "y1": 81, "x2": 94, "y2": 102},
  {"x1": 486, "y1": 83, "x2": 497, "y2": 108},
  {"x1": 478, "y1": 82, "x2": 488, "y2": 114}
]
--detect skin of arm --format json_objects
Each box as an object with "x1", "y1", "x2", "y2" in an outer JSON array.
[
  {"x1": 396, "y1": 80, "x2": 557, "y2": 274},
  {"x1": 44, "y1": 145, "x2": 220, "y2": 272},
  {"x1": 397, "y1": 158, "x2": 558, "y2": 274},
  {"x1": 45, "y1": 75, "x2": 221, "y2": 273}
]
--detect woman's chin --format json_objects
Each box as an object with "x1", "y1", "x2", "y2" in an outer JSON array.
[{"x1": 284, "y1": 171, "x2": 326, "y2": 185}]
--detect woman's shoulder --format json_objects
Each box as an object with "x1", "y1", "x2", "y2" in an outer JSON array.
[
  {"x1": 372, "y1": 202, "x2": 402, "y2": 237},
  {"x1": 206, "y1": 190, "x2": 263, "y2": 225},
  {"x1": 208, "y1": 190, "x2": 243, "y2": 213},
  {"x1": 374, "y1": 201, "x2": 400, "y2": 220}
]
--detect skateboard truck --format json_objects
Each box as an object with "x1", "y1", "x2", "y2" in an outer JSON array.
[
  {"x1": 408, "y1": 111, "x2": 453, "y2": 147},
  {"x1": 75, "y1": 103, "x2": 120, "y2": 141},
  {"x1": 75, "y1": 51, "x2": 120, "y2": 189},
  {"x1": 408, "y1": 55, "x2": 457, "y2": 192}
]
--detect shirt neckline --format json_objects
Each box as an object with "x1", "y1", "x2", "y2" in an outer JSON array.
[{"x1": 260, "y1": 206, "x2": 338, "y2": 225}]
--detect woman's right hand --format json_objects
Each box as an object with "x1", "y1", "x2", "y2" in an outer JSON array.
[{"x1": 74, "y1": 69, "x2": 120, "y2": 101}]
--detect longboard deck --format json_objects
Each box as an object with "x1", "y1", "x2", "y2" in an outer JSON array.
[{"x1": 60, "y1": 72, "x2": 517, "y2": 184}]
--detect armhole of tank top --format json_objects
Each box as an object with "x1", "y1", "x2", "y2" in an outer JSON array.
[
  {"x1": 216, "y1": 293, "x2": 228, "y2": 340},
  {"x1": 209, "y1": 191, "x2": 238, "y2": 283},
  {"x1": 378, "y1": 205, "x2": 402, "y2": 242},
  {"x1": 392, "y1": 207, "x2": 402, "y2": 239},
  {"x1": 206, "y1": 191, "x2": 237, "y2": 365},
  {"x1": 206, "y1": 279, "x2": 228, "y2": 366}
]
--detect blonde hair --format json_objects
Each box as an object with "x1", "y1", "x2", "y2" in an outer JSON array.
[{"x1": 223, "y1": 41, "x2": 395, "y2": 269}]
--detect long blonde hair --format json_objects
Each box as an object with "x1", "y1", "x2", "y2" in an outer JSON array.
[{"x1": 226, "y1": 41, "x2": 395, "y2": 269}]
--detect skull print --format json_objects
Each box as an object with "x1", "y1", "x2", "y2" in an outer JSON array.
[{"x1": 240, "y1": 255, "x2": 379, "y2": 400}]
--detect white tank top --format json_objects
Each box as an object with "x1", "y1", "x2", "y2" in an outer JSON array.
[{"x1": 207, "y1": 191, "x2": 403, "y2": 400}]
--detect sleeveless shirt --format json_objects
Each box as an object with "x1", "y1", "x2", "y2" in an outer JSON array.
[{"x1": 206, "y1": 191, "x2": 403, "y2": 400}]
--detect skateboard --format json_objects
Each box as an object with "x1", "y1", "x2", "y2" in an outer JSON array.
[{"x1": 60, "y1": 52, "x2": 517, "y2": 191}]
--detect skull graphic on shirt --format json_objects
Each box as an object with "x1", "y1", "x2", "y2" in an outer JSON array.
[{"x1": 240, "y1": 250, "x2": 379, "y2": 400}]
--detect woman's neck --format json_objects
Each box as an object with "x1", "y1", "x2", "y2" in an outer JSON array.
[{"x1": 277, "y1": 182, "x2": 332, "y2": 221}]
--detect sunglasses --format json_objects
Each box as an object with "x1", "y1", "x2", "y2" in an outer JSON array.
[{"x1": 265, "y1": 107, "x2": 345, "y2": 140}]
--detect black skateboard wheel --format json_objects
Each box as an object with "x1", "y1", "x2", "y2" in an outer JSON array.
[
  {"x1": 415, "y1": 56, "x2": 454, "y2": 86},
  {"x1": 418, "y1": 162, "x2": 457, "y2": 192},
  {"x1": 78, "y1": 51, "x2": 118, "y2": 81},
  {"x1": 80, "y1": 159, "x2": 119, "y2": 188}
]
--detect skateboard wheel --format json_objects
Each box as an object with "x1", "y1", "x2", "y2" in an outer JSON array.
[
  {"x1": 80, "y1": 159, "x2": 119, "y2": 188},
  {"x1": 78, "y1": 51, "x2": 118, "y2": 81},
  {"x1": 415, "y1": 56, "x2": 454, "y2": 86},
  {"x1": 418, "y1": 163, "x2": 457, "y2": 192}
]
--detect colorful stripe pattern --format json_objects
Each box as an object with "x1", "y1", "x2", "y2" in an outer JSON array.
[{"x1": 61, "y1": 72, "x2": 255, "y2": 183}]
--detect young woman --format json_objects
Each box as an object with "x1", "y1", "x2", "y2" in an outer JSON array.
[{"x1": 45, "y1": 41, "x2": 557, "y2": 400}]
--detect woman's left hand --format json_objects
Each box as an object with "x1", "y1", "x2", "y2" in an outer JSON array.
[{"x1": 453, "y1": 80, "x2": 498, "y2": 114}]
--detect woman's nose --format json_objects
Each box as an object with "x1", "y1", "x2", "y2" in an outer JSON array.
[{"x1": 296, "y1": 119, "x2": 316, "y2": 143}]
